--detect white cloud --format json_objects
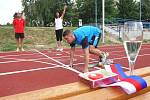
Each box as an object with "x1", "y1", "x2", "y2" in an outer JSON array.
[{"x1": 0, "y1": 0, "x2": 23, "y2": 25}]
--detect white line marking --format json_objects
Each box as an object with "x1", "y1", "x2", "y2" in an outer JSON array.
[
  {"x1": 112, "y1": 53, "x2": 150, "y2": 60},
  {"x1": 1, "y1": 57, "x2": 47, "y2": 61},
  {"x1": 0, "y1": 60, "x2": 98, "y2": 76},
  {"x1": 0, "y1": 52, "x2": 38, "y2": 59},
  {"x1": 0, "y1": 65, "x2": 61, "y2": 76},
  {"x1": 1, "y1": 53, "x2": 150, "y2": 66},
  {"x1": 0, "y1": 50, "x2": 64, "y2": 58},
  {"x1": 0, "y1": 46, "x2": 149, "y2": 75},
  {"x1": 0, "y1": 58, "x2": 59, "y2": 66},
  {"x1": 34, "y1": 49, "x2": 82, "y2": 74},
  {"x1": 63, "y1": 50, "x2": 97, "y2": 61},
  {"x1": 56, "y1": 54, "x2": 62, "y2": 56},
  {"x1": 0, "y1": 47, "x2": 149, "y2": 60},
  {"x1": 108, "y1": 47, "x2": 150, "y2": 54}
]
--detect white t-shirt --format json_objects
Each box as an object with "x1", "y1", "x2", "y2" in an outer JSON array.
[{"x1": 55, "y1": 18, "x2": 63, "y2": 30}]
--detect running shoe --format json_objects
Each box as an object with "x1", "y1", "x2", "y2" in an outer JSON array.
[
  {"x1": 21, "y1": 48, "x2": 25, "y2": 51},
  {"x1": 99, "y1": 52, "x2": 109, "y2": 64},
  {"x1": 16, "y1": 48, "x2": 19, "y2": 52}
]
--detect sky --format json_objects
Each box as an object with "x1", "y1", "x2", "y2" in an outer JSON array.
[
  {"x1": 0, "y1": 0, "x2": 23, "y2": 25},
  {"x1": 0, "y1": 0, "x2": 140, "y2": 25}
]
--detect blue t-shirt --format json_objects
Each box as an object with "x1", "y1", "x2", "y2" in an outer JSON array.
[{"x1": 71, "y1": 26, "x2": 101, "y2": 49}]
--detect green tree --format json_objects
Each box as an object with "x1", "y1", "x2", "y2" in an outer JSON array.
[
  {"x1": 142, "y1": 0, "x2": 150, "y2": 20},
  {"x1": 76, "y1": 0, "x2": 117, "y2": 24},
  {"x1": 116, "y1": 0, "x2": 139, "y2": 20},
  {"x1": 22, "y1": 0, "x2": 117, "y2": 26},
  {"x1": 22, "y1": 0, "x2": 72, "y2": 26}
]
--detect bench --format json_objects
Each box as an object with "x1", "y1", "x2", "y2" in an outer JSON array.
[
  {"x1": 0, "y1": 67, "x2": 150, "y2": 100},
  {"x1": 63, "y1": 76, "x2": 150, "y2": 100},
  {"x1": 129, "y1": 92, "x2": 150, "y2": 100}
]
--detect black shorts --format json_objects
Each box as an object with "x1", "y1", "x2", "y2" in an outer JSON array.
[
  {"x1": 89, "y1": 34, "x2": 101, "y2": 48},
  {"x1": 15, "y1": 33, "x2": 25, "y2": 39},
  {"x1": 55, "y1": 29, "x2": 63, "y2": 41}
]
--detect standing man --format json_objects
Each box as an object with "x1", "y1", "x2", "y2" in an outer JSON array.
[
  {"x1": 54, "y1": 5, "x2": 67, "y2": 51},
  {"x1": 13, "y1": 12, "x2": 25, "y2": 52},
  {"x1": 63, "y1": 26, "x2": 109, "y2": 72}
]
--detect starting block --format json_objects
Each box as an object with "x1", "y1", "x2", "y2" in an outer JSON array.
[{"x1": 78, "y1": 69, "x2": 118, "y2": 88}]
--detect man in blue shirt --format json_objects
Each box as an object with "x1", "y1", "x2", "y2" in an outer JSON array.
[{"x1": 63, "y1": 26, "x2": 108, "y2": 72}]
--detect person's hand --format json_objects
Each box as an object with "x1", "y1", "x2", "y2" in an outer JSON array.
[
  {"x1": 69, "y1": 63, "x2": 73, "y2": 68},
  {"x1": 83, "y1": 67, "x2": 89, "y2": 73},
  {"x1": 64, "y1": 5, "x2": 67, "y2": 10}
]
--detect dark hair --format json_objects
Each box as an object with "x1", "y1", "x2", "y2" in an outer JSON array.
[
  {"x1": 63, "y1": 30, "x2": 72, "y2": 37},
  {"x1": 55, "y1": 11, "x2": 60, "y2": 18},
  {"x1": 13, "y1": 13, "x2": 17, "y2": 19}
]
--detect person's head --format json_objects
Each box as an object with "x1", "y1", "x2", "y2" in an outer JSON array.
[
  {"x1": 55, "y1": 12, "x2": 60, "y2": 18},
  {"x1": 63, "y1": 30, "x2": 75, "y2": 44},
  {"x1": 17, "y1": 13, "x2": 22, "y2": 18}
]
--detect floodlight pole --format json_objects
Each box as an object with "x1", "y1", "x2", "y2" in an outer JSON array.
[
  {"x1": 140, "y1": 0, "x2": 141, "y2": 21},
  {"x1": 95, "y1": 0, "x2": 98, "y2": 27},
  {"x1": 102, "y1": 0, "x2": 105, "y2": 43}
]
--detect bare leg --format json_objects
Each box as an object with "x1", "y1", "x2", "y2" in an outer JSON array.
[
  {"x1": 16, "y1": 39, "x2": 20, "y2": 51},
  {"x1": 89, "y1": 45, "x2": 103, "y2": 56},
  {"x1": 56, "y1": 41, "x2": 60, "y2": 50},
  {"x1": 89, "y1": 45, "x2": 109, "y2": 65},
  {"x1": 58, "y1": 41, "x2": 61, "y2": 48},
  {"x1": 83, "y1": 48, "x2": 89, "y2": 72},
  {"x1": 20, "y1": 38, "x2": 24, "y2": 51},
  {"x1": 59, "y1": 41, "x2": 63, "y2": 51}
]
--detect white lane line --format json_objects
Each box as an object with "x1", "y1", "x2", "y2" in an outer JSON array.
[
  {"x1": 0, "y1": 50, "x2": 147, "y2": 75},
  {"x1": 0, "y1": 57, "x2": 45, "y2": 62},
  {"x1": 0, "y1": 52, "x2": 38, "y2": 59},
  {"x1": 107, "y1": 47, "x2": 150, "y2": 54},
  {"x1": 0, "y1": 47, "x2": 149, "y2": 60},
  {"x1": 0, "y1": 61, "x2": 130, "y2": 76},
  {"x1": 0, "y1": 65, "x2": 61, "y2": 76},
  {"x1": 0, "y1": 60, "x2": 97, "y2": 76},
  {"x1": 0, "y1": 58, "x2": 58, "y2": 66},
  {"x1": 0, "y1": 50, "x2": 65, "y2": 58},
  {"x1": 62, "y1": 50, "x2": 97, "y2": 61},
  {"x1": 34, "y1": 49, "x2": 82, "y2": 74},
  {"x1": 112, "y1": 53, "x2": 150, "y2": 60},
  {"x1": 0, "y1": 53, "x2": 149, "y2": 65},
  {"x1": 97, "y1": 44, "x2": 150, "y2": 49},
  {"x1": 0, "y1": 48, "x2": 149, "y2": 75},
  {"x1": 0, "y1": 60, "x2": 58, "y2": 66}
]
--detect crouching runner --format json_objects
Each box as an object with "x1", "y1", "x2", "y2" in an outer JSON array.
[{"x1": 63, "y1": 26, "x2": 108, "y2": 72}]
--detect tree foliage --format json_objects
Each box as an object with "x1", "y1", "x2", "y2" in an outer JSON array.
[
  {"x1": 22, "y1": 0, "x2": 72, "y2": 26},
  {"x1": 22, "y1": 0, "x2": 150, "y2": 27},
  {"x1": 76, "y1": 0, "x2": 117, "y2": 24},
  {"x1": 22, "y1": 0, "x2": 117, "y2": 26},
  {"x1": 116, "y1": 0, "x2": 139, "y2": 20},
  {"x1": 142, "y1": 0, "x2": 150, "y2": 20}
]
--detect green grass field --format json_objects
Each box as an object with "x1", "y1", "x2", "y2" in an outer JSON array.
[
  {"x1": 0, "y1": 26, "x2": 77, "y2": 51},
  {"x1": 0, "y1": 26, "x2": 123, "y2": 52}
]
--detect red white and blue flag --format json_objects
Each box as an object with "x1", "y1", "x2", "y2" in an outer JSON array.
[{"x1": 103, "y1": 64, "x2": 147, "y2": 94}]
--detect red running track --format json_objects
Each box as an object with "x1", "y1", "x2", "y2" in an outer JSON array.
[{"x1": 0, "y1": 44, "x2": 150, "y2": 97}]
